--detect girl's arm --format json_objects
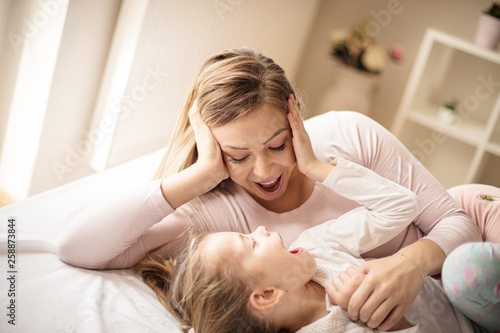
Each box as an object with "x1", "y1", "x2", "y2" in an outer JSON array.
[{"x1": 319, "y1": 158, "x2": 420, "y2": 256}]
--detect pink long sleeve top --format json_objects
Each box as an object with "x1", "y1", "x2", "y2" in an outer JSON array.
[{"x1": 56, "y1": 111, "x2": 481, "y2": 269}]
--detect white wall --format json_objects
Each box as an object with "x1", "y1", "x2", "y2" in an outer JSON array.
[
  {"x1": 102, "y1": 0, "x2": 321, "y2": 168},
  {"x1": 0, "y1": 0, "x2": 321, "y2": 198},
  {"x1": 0, "y1": 0, "x2": 70, "y2": 199},
  {"x1": 295, "y1": 0, "x2": 493, "y2": 128},
  {"x1": 30, "y1": 0, "x2": 122, "y2": 195}
]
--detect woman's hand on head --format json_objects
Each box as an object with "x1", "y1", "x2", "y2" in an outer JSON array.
[
  {"x1": 188, "y1": 100, "x2": 229, "y2": 185},
  {"x1": 286, "y1": 95, "x2": 334, "y2": 182},
  {"x1": 329, "y1": 255, "x2": 424, "y2": 331}
]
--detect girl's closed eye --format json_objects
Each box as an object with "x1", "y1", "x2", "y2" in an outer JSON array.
[{"x1": 251, "y1": 236, "x2": 257, "y2": 248}]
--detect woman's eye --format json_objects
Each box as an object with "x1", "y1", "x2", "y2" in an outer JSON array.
[
  {"x1": 229, "y1": 156, "x2": 248, "y2": 164},
  {"x1": 271, "y1": 143, "x2": 286, "y2": 152},
  {"x1": 251, "y1": 237, "x2": 257, "y2": 248}
]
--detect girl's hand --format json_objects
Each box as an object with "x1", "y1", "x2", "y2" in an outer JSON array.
[
  {"x1": 287, "y1": 95, "x2": 333, "y2": 182},
  {"x1": 188, "y1": 100, "x2": 229, "y2": 186},
  {"x1": 326, "y1": 267, "x2": 365, "y2": 309}
]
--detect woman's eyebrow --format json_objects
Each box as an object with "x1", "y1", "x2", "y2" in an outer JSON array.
[
  {"x1": 221, "y1": 128, "x2": 287, "y2": 150},
  {"x1": 262, "y1": 128, "x2": 287, "y2": 145}
]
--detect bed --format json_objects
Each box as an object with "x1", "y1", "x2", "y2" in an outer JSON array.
[{"x1": 0, "y1": 148, "x2": 183, "y2": 332}]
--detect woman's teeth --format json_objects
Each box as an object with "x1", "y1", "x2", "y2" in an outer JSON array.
[
  {"x1": 260, "y1": 178, "x2": 278, "y2": 186},
  {"x1": 258, "y1": 176, "x2": 280, "y2": 191}
]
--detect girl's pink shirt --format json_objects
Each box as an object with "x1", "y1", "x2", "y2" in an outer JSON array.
[{"x1": 56, "y1": 111, "x2": 481, "y2": 269}]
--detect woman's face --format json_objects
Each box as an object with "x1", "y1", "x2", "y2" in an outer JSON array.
[
  {"x1": 203, "y1": 226, "x2": 316, "y2": 292},
  {"x1": 211, "y1": 104, "x2": 297, "y2": 202}
]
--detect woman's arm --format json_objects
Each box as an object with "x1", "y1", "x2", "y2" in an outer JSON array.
[
  {"x1": 305, "y1": 111, "x2": 481, "y2": 330},
  {"x1": 56, "y1": 102, "x2": 229, "y2": 269}
]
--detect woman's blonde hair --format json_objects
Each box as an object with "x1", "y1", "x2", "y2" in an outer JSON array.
[
  {"x1": 154, "y1": 48, "x2": 302, "y2": 180},
  {"x1": 134, "y1": 233, "x2": 282, "y2": 333}
]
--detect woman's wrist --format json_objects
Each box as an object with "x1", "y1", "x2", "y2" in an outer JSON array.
[
  {"x1": 161, "y1": 162, "x2": 223, "y2": 209},
  {"x1": 397, "y1": 239, "x2": 446, "y2": 277}
]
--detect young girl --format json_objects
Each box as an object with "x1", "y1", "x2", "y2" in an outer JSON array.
[
  {"x1": 57, "y1": 48, "x2": 491, "y2": 330},
  {"x1": 134, "y1": 158, "x2": 476, "y2": 333}
]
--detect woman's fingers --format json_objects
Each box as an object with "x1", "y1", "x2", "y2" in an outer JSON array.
[
  {"x1": 347, "y1": 275, "x2": 376, "y2": 321},
  {"x1": 188, "y1": 100, "x2": 210, "y2": 141},
  {"x1": 373, "y1": 304, "x2": 406, "y2": 331},
  {"x1": 187, "y1": 100, "x2": 229, "y2": 183},
  {"x1": 286, "y1": 95, "x2": 318, "y2": 174},
  {"x1": 347, "y1": 255, "x2": 424, "y2": 330}
]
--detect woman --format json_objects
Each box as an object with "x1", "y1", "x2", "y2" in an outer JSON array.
[{"x1": 56, "y1": 48, "x2": 482, "y2": 330}]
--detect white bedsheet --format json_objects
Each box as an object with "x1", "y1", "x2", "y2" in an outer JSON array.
[{"x1": 0, "y1": 149, "x2": 183, "y2": 332}]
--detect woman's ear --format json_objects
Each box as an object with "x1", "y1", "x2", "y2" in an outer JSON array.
[{"x1": 249, "y1": 287, "x2": 286, "y2": 311}]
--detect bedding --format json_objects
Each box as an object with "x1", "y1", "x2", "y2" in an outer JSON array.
[{"x1": 0, "y1": 148, "x2": 183, "y2": 332}]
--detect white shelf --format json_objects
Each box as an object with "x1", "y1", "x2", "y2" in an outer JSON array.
[
  {"x1": 406, "y1": 107, "x2": 486, "y2": 147},
  {"x1": 427, "y1": 28, "x2": 500, "y2": 65},
  {"x1": 486, "y1": 142, "x2": 500, "y2": 156},
  {"x1": 393, "y1": 28, "x2": 500, "y2": 188}
]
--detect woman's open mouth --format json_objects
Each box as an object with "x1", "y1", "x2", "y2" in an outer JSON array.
[{"x1": 254, "y1": 173, "x2": 284, "y2": 195}]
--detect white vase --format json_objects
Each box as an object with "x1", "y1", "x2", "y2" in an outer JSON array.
[
  {"x1": 474, "y1": 13, "x2": 500, "y2": 50},
  {"x1": 438, "y1": 106, "x2": 457, "y2": 124},
  {"x1": 317, "y1": 63, "x2": 379, "y2": 116}
]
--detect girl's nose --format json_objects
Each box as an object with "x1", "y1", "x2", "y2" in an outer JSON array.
[{"x1": 256, "y1": 226, "x2": 269, "y2": 236}]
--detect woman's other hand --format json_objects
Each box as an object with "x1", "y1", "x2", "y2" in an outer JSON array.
[
  {"x1": 188, "y1": 100, "x2": 229, "y2": 185},
  {"x1": 160, "y1": 101, "x2": 228, "y2": 209},
  {"x1": 328, "y1": 255, "x2": 424, "y2": 331},
  {"x1": 286, "y1": 95, "x2": 334, "y2": 182}
]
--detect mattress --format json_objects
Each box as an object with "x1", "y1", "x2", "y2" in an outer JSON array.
[{"x1": 0, "y1": 148, "x2": 183, "y2": 332}]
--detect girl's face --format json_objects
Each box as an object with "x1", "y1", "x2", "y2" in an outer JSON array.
[
  {"x1": 211, "y1": 104, "x2": 297, "y2": 203},
  {"x1": 203, "y1": 226, "x2": 317, "y2": 292}
]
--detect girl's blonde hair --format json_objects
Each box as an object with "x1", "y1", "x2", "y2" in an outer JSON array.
[
  {"x1": 154, "y1": 48, "x2": 302, "y2": 180},
  {"x1": 134, "y1": 233, "x2": 282, "y2": 333}
]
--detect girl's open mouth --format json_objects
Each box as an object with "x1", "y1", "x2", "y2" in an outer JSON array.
[
  {"x1": 289, "y1": 247, "x2": 303, "y2": 255},
  {"x1": 255, "y1": 173, "x2": 284, "y2": 195}
]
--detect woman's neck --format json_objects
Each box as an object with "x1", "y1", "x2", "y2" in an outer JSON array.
[{"x1": 280, "y1": 281, "x2": 329, "y2": 332}]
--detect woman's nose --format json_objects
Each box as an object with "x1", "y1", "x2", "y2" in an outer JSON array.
[{"x1": 253, "y1": 156, "x2": 273, "y2": 179}]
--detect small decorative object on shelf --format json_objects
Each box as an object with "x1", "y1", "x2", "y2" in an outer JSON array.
[
  {"x1": 330, "y1": 20, "x2": 404, "y2": 74},
  {"x1": 318, "y1": 21, "x2": 403, "y2": 115},
  {"x1": 474, "y1": 2, "x2": 500, "y2": 50},
  {"x1": 438, "y1": 98, "x2": 459, "y2": 124}
]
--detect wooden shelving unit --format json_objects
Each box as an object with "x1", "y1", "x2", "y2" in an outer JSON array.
[{"x1": 392, "y1": 28, "x2": 500, "y2": 188}]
